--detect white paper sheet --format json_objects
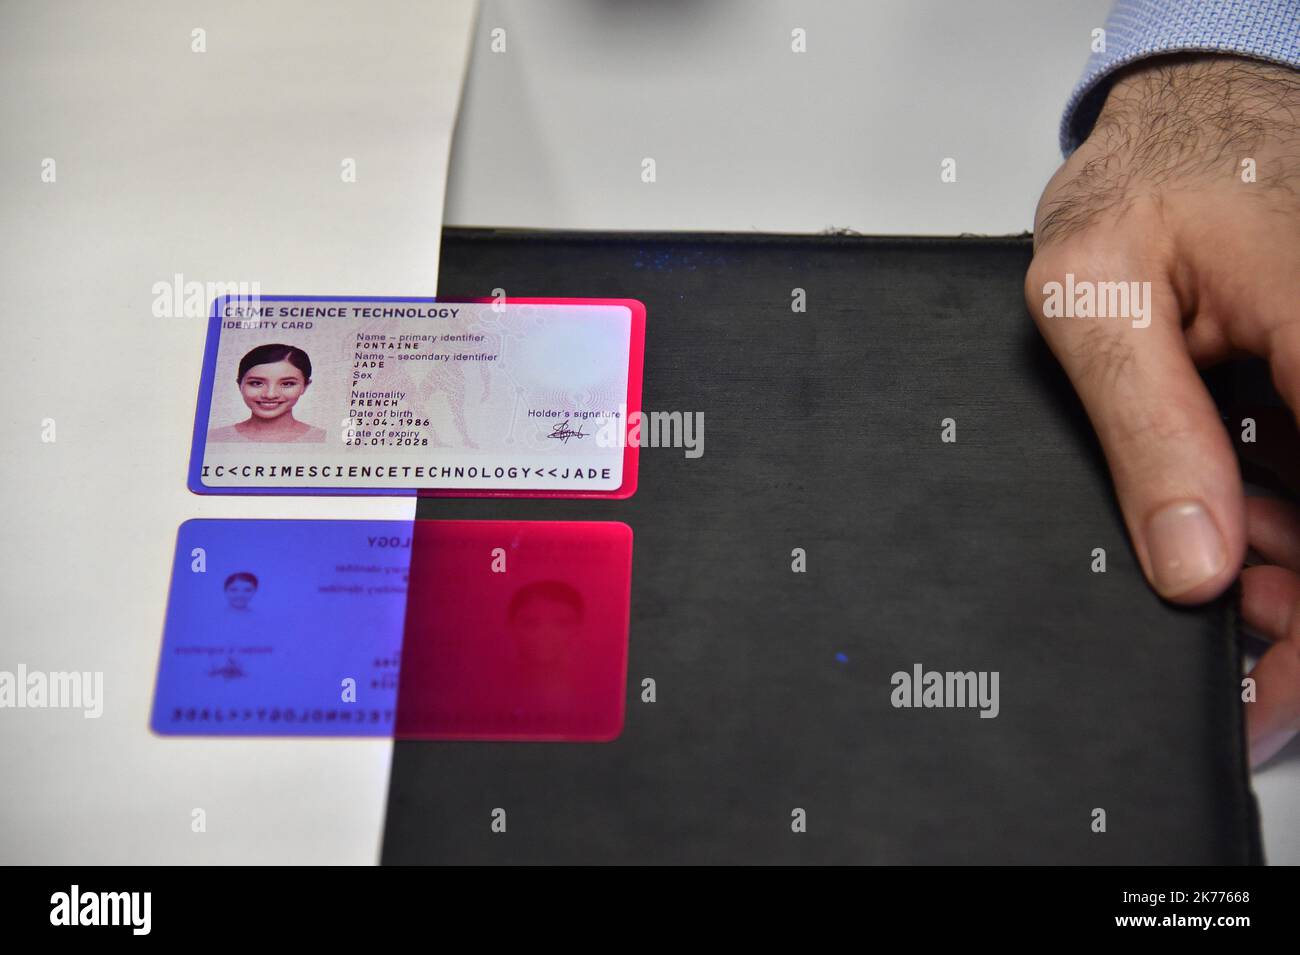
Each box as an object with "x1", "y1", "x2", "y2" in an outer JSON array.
[{"x1": 0, "y1": 0, "x2": 477, "y2": 864}]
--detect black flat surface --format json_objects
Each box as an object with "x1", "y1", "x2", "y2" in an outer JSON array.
[{"x1": 383, "y1": 229, "x2": 1260, "y2": 864}]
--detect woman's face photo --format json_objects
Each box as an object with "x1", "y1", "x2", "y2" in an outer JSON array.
[
  {"x1": 509, "y1": 593, "x2": 582, "y2": 667},
  {"x1": 224, "y1": 578, "x2": 256, "y2": 611},
  {"x1": 238, "y1": 360, "x2": 308, "y2": 420}
]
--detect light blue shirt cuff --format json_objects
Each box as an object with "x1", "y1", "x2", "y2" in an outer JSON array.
[{"x1": 1061, "y1": 0, "x2": 1300, "y2": 155}]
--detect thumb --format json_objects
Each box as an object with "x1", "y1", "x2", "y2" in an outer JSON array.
[{"x1": 1026, "y1": 264, "x2": 1245, "y2": 603}]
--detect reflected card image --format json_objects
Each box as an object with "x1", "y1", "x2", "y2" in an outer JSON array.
[
  {"x1": 151, "y1": 519, "x2": 411, "y2": 737},
  {"x1": 188, "y1": 296, "x2": 646, "y2": 498},
  {"x1": 151, "y1": 519, "x2": 633, "y2": 741},
  {"x1": 396, "y1": 520, "x2": 633, "y2": 742}
]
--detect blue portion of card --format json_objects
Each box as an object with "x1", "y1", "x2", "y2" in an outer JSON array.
[
  {"x1": 187, "y1": 295, "x2": 431, "y2": 496},
  {"x1": 150, "y1": 519, "x2": 412, "y2": 736}
]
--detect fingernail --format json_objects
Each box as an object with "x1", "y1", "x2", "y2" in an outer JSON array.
[{"x1": 1146, "y1": 501, "x2": 1227, "y2": 597}]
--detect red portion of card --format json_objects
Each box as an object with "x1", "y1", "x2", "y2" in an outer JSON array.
[
  {"x1": 416, "y1": 298, "x2": 646, "y2": 499},
  {"x1": 395, "y1": 520, "x2": 633, "y2": 741}
]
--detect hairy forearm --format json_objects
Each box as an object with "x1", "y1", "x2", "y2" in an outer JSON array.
[{"x1": 1037, "y1": 55, "x2": 1300, "y2": 248}]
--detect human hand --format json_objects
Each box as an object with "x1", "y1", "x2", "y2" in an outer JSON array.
[
  {"x1": 1242, "y1": 496, "x2": 1300, "y2": 764},
  {"x1": 1024, "y1": 55, "x2": 1300, "y2": 765}
]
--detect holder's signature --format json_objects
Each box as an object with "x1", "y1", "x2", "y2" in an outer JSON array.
[
  {"x1": 547, "y1": 420, "x2": 587, "y2": 444},
  {"x1": 209, "y1": 656, "x2": 247, "y2": 680}
]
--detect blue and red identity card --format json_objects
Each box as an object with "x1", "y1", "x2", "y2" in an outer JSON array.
[{"x1": 188, "y1": 297, "x2": 646, "y2": 498}]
